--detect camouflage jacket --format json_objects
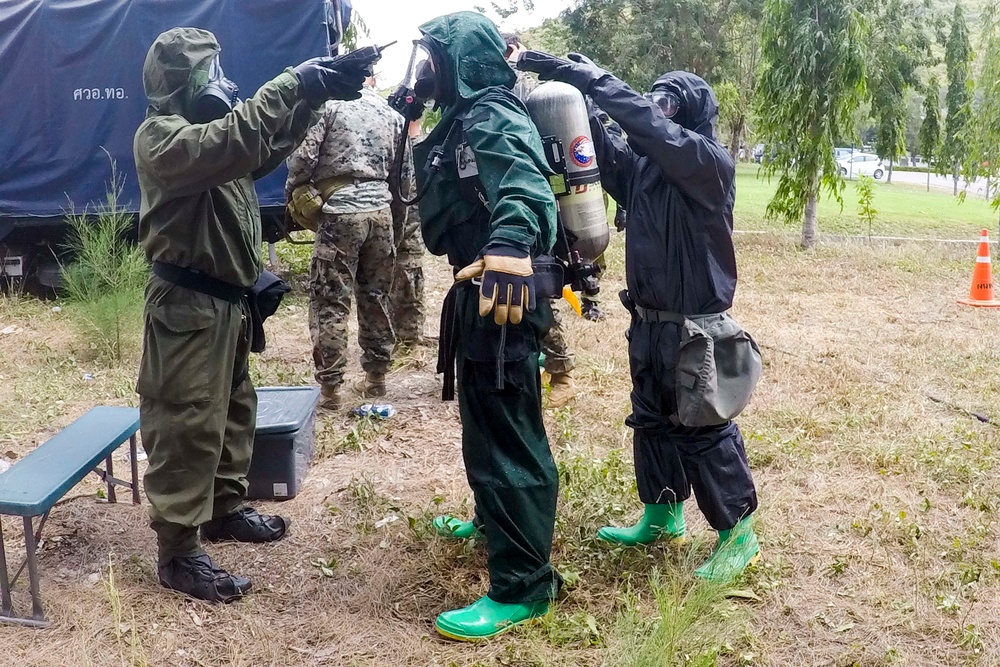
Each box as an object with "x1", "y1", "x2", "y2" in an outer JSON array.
[
  {"x1": 512, "y1": 70, "x2": 538, "y2": 102},
  {"x1": 285, "y1": 87, "x2": 414, "y2": 215}
]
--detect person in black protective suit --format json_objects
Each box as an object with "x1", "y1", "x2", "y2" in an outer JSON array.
[{"x1": 520, "y1": 52, "x2": 762, "y2": 582}]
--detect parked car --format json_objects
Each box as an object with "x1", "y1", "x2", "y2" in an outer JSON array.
[
  {"x1": 837, "y1": 153, "x2": 886, "y2": 179},
  {"x1": 834, "y1": 147, "x2": 856, "y2": 160}
]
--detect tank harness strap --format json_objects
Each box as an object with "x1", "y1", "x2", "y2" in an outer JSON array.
[{"x1": 437, "y1": 278, "x2": 470, "y2": 401}]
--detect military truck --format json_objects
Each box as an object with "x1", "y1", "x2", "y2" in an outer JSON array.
[{"x1": 0, "y1": 0, "x2": 350, "y2": 289}]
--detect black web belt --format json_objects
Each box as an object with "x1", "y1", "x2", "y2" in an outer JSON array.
[
  {"x1": 152, "y1": 261, "x2": 246, "y2": 304},
  {"x1": 619, "y1": 289, "x2": 722, "y2": 323}
]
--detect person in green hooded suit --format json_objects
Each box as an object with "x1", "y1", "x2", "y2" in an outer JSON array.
[
  {"x1": 134, "y1": 27, "x2": 365, "y2": 603},
  {"x1": 394, "y1": 12, "x2": 562, "y2": 640}
]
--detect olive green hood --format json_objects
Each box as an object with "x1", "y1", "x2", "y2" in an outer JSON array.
[
  {"x1": 418, "y1": 12, "x2": 515, "y2": 107},
  {"x1": 142, "y1": 27, "x2": 219, "y2": 118}
]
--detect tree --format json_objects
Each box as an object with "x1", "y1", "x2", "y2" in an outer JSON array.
[
  {"x1": 715, "y1": 81, "x2": 743, "y2": 156},
  {"x1": 716, "y1": 0, "x2": 766, "y2": 160},
  {"x1": 903, "y1": 88, "x2": 924, "y2": 160},
  {"x1": 918, "y1": 78, "x2": 942, "y2": 192},
  {"x1": 755, "y1": 0, "x2": 867, "y2": 248},
  {"x1": 941, "y1": 2, "x2": 972, "y2": 196},
  {"x1": 560, "y1": 0, "x2": 764, "y2": 90},
  {"x1": 520, "y1": 16, "x2": 572, "y2": 55},
  {"x1": 475, "y1": 0, "x2": 536, "y2": 19},
  {"x1": 963, "y1": 3, "x2": 1000, "y2": 208},
  {"x1": 557, "y1": 0, "x2": 764, "y2": 157},
  {"x1": 866, "y1": 0, "x2": 926, "y2": 184}
]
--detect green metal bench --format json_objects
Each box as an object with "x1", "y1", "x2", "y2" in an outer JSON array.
[{"x1": 0, "y1": 406, "x2": 140, "y2": 627}]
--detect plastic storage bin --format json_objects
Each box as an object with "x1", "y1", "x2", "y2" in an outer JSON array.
[{"x1": 247, "y1": 386, "x2": 320, "y2": 500}]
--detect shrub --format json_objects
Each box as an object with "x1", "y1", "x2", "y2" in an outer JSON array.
[{"x1": 61, "y1": 168, "x2": 147, "y2": 362}]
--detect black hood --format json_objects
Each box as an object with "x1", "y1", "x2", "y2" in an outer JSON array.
[{"x1": 651, "y1": 71, "x2": 718, "y2": 140}]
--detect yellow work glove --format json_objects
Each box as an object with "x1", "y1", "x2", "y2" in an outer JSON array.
[{"x1": 455, "y1": 247, "x2": 535, "y2": 325}]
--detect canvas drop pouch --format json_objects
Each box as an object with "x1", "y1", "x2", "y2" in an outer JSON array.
[{"x1": 674, "y1": 313, "x2": 762, "y2": 427}]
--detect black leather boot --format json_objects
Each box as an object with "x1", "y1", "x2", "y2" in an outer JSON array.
[
  {"x1": 158, "y1": 553, "x2": 251, "y2": 603},
  {"x1": 200, "y1": 507, "x2": 290, "y2": 543}
]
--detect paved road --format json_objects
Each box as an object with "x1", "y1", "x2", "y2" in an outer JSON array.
[{"x1": 847, "y1": 168, "x2": 989, "y2": 198}]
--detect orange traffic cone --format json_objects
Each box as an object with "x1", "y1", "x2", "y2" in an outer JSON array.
[{"x1": 958, "y1": 229, "x2": 1000, "y2": 308}]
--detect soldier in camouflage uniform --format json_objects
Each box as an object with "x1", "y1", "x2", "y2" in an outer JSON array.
[
  {"x1": 286, "y1": 85, "x2": 414, "y2": 410},
  {"x1": 388, "y1": 122, "x2": 427, "y2": 348},
  {"x1": 391, "y1": 203, "x2": 426, "y2": 347}
]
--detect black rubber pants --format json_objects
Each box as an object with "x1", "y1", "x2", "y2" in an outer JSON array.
[{"x1": 626, "y1": 318, "x2": 757, "y2": 531}]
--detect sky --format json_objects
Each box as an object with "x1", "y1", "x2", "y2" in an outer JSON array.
[{"x1": 357, "y1": 0, "x2": 575, "y2": 87}]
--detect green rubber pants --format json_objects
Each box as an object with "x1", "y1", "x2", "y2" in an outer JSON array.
[{"x1": 454, "y1": 289, "x2": 562, "y2": 604}]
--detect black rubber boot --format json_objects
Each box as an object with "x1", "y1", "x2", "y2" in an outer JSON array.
[
  {"x1": 200, "y1": 507, "x2": 290, "y2": 543},
  {"x1": 158, "y1": 553, "x2": 251, "y2": 603},
  {"x1": 581, "y1": 299, "x2": 606, "y2": 321}
]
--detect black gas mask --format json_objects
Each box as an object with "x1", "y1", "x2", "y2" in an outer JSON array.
[
  {"x1": 189, "y1": 54, "x2": 239, "y2": 124},
  {"x1": 644, "y1": 85, "x2": 687, "y2": 129},
  {"x1": 388, "y1": 39, "x2": 439, "y2": 122}
]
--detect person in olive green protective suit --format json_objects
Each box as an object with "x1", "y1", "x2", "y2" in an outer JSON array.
[
  {"x1": 405, "y1": 12, "x2": 562, "y2": 641},
  {"x1": 134, "y1": 27, "x2": 364, "y2": 603}
]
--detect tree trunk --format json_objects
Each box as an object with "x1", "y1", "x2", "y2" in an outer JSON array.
[
  {"x1": 926, "y1": 168, "x2": 930, "y2": 192},
  {"x1": 887, "y1": 157, "x2": 893, "y2": 184},
  {"x1": 728, "y1": 114, "x2": 745, "y2": 162},
  {"x1": 801, "y1": 190, "x2": 818, "y2": 248},
  {"x1": 953, "y1": 166, "x2": 959, "y2": 197}
]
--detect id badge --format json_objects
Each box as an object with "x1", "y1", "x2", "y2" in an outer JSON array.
[{"x1": 456, "y1": 142, "x2": 479, "y2": 180}]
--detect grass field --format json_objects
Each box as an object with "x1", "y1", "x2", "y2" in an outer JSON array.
[
  {"x1": 734, "y1": 164, "x2": 1000, "y2": 240},
  {"x1": 1, "y1": 177, "x2": 1000, "y2": 665}
]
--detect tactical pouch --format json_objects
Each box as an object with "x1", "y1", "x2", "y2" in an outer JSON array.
[
  {"x1": 248, "y1": 270, "x2": 291, "y2": 354},
  {"x1": 286, "y1": 177, "x2": 353, "y2": 232},
  {"x1": 674, "y1": 313, "x2": 762, "y2": 427},
  {"x1": 287, "y1": 184, "x2": 323, "y2": 232},
  {"x1": 531, "y1": 255, "x2": 565, "y2": 299}
]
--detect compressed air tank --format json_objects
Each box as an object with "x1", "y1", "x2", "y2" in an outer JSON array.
[{"x1": 525, "y1": 81, "x2": 610, "y2": 262}]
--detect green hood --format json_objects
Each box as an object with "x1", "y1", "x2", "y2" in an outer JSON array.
[
  {"x1": 142, "y1": 27, "x2": 219, "y2": 118},
  {"x1": 418, "y1": 12, "x2": 516, "y2": 107}
]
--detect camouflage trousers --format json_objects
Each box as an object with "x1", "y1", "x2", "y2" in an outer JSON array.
[
  {"x1": 541, "y1": 300, "x2": 575, "y2": 374},
  {"x1": 390, "y1": 210, "x2": 425, "y2": 345},
  {"x1": 309, "y1": 208, "x2": 395, "y2": 388},
  {"x1": 541, "y1": 250, "x2": 610, "y2": 374}
]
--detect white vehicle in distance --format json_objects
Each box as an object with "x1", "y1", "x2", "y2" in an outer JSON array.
[{"x1": 837, "y1": 152, "x2": 886, "y2": 179}]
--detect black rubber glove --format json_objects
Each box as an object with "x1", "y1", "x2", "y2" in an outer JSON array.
[
  {"x1": 293, "y1": 57, "x2": 365, "y2": 105},
  {"x1": 455, "y1": 246, "x2": 535, "y2": 325},
  {"x1": 517, "y1": 50, "x2": 608, "y2": 93},
  {"x1": 614, "y1": 206, "x2": 628, "y2": 232}
]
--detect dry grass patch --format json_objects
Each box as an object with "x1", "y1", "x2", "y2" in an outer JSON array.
[{"x1": 1, "y1": 232, "x2": 1000, "y2": 665}]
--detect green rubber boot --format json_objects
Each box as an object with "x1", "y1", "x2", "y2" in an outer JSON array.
[
  {"x1": 435, "y1": 595, "x2": 549, "y2": 641},
  {"x1": 694, "y1": 517, "x2": 761, "y2": 583},
  {"x1": 597, "y1": 503, "x2": 686, "y2": 546},
  {"x1": 432, "y1": 515, "x2": 483, "y2": 540}
]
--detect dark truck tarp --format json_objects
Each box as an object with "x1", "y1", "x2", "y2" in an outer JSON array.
[{"x1": 0, "y1": 0, "x2": 330, "y2": 221}]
